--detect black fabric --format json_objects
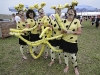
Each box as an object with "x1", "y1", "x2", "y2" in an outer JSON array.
[
  {"x1": 19, "y1": 35, "x2": 29, "y2": 45},
  {"x1": 30, "y1": 34, "x2": 40, "y2": 42},
  {"x1": 59, "y1": 39, "x2": 78, "y2": 53},
  {"x1": 92, "y1": 22, "x2": 94, "y2": 25},
  {"x1": 96, "y1": 18, "x2": 100, "y2": 28},
  {"x1": 49, "y1": 39, "x2": 61, "y2": 47},
  {"x1": 92, "y1": 18, "x2": 95, "y2": 22}
]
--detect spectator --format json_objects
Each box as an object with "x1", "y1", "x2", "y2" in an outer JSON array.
[
  {"x1": 64, "y1": 12, "x2": 68, "y2": 19},
  {"x1": 91, "y1": 16, "x2": 95, "y2": 26},
  {"x1": 11, "y1": 13, "x2": 15, "y2": 22},
  {"x1": 95, "y1": 15, "x2": 100, "y2": 28},
  {"x1": 15, "y1": 13, "x2": 20, "y2": 23}
]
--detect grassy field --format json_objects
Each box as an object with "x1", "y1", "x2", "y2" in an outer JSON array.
[{"x1": 0, "y1": 20, "x2": 100, "y2": 75}]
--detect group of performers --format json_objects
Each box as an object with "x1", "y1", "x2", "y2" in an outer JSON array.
[{"x1": 13, "y1": 0, "x2": 82, "y2": 75}]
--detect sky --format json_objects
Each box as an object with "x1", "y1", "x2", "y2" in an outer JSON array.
[{"x1": 0, "y1": 0, "x2": 100, "y2": 14}]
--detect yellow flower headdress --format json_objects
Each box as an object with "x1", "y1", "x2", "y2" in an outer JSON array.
[
  {"x1": 14, "y1": 5, "x2": 20, "y2": 11},
  {"x1": 63, "y1": 0, "x2": 78, "y2": 9},
  {"x1": 34, "y1": 2, "x2": 46, "y2": 10},
  {"x1": 19, "y1": 4, "x2": 24, "y2": 10},
  {"x1": 14, "y1": 4, "x2": 36, "y2": 12},
  {"x1": 23, "y1": 7, "x2": 28, "y2": 12},
  {"x1": 14, "y1": 4, "x2": 24, "y2": 11},
  {"x1": 29, "y1": 5, "x2": 35, "y2": 10},
  {"x1": 23, "y1": 5, "x2": 36, "y2": 12},
  {"x1": 51, "y1": 4, "x2": 63, "y2": 10}
]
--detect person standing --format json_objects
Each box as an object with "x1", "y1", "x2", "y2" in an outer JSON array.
[
  {"x1": 60, "y1": 2, "x2": 82, "y2": 75},
  {"x1": 49, "y1": 5, "x2": 64, "y2": 66},
  {"x1": 95, "y1": 15, "x2": 100, "y2": 28},
  {"x1": 15, "y1": 12, "x2": 20, "y2": 23},
  {"x1": 91, "y1": 16, "x2": 95, "y2": 26},
  {"x1": 25, "y1": 9, "x2": 40, "y2": 55},
  {"x1": 11, "y1": 13, "x2": 15, "y2": 22},
  {"x1": 34, "y1": 3, "x2": 53, "y2": 59},
  {"x1": 17, "y1": 13, "x2": 30, "y2": 59}
]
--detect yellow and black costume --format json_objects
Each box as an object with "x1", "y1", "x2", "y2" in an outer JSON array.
[
  {"x1": 49, "y1": 4, "x2": 64, "y2": 64},
  {"x1": 25, "y1": 5, "x2": 40, "y2": 54},
  {"x1": 17, "y1": 21, "x2": 30, "y2": 45},
  {"x1": 15, "y1": 4, "x2": 30, "y2": 59},
  {"x1": 26, "y1": 19, "x2": 39, "y2": 41},
  {"x1": 59, "y1": 0, "x2": 81, "y2": 70},
  {"x1": 34, "y1": 2, "x2": 53, "y2": 58}
]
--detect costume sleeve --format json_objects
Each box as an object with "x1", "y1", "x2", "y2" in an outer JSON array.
[
  {"x1": 17, "y1": 21, "x2": 21, "y2": 30},
  {"x1": 44, "y1": 16, "x2": 50, "y2": 26},
  {"x1": 26, "y1": 19, "x2": 31, "y2": 25},
  {"x1": 32, "y1": 20, "x2": 38, "y2": 29},
  {"x1": 77, "y1": 19, "x2": 81, "y2": 28},
  {"x1": 35, "y1": 20, "x2": 38, "y2": 26}
]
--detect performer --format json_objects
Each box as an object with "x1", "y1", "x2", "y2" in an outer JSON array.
[
  {"x1": 34, "y1": 3, "x2": 53, "y2": 59},
  {"x1": 91, "y1": 16, "x2": 95, "y2": 26},
  {"x1": 48, "y1": 4, "x2": 64, "y2": 66},
  {"x1": 25, "y1": 8, "x2": 40, "y2": 55},
  {"x1": 60, "y1": 1, "x2": 82, "y2": 75},
  {"x1": 14, "y1": 4, "x2": 30, "y2": 60},
  {"x1": 16, "y1": 10, "x2": 30, "y2": 60}
]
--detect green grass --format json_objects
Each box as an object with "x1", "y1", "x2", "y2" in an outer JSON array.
[{"x1": 0, "y1": 20, "x2": 100, "y2": 75}]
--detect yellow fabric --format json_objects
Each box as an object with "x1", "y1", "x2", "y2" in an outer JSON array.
[
  {"x1": 17, "y1": 20, "x2": 29, "y2": 36},
  {"x1": 43, "y1": 16, "x2": 52, "y2": 38},
  {"x1": 37, "y1": 18, "x2": 42, "y2": 22},
  {"x1": 37, "y1": 16, "x2": 52, "y2": 29},
  {"x1": 37, "y1": 17, "x2": 42, "y2": 34},
  {"x1": 38, "y1": 16, "x2": 53, "y2": 38},
  {"x1": 26, "y1": 19, "x2": 39, "y2": 34},
  {"x1": 62, "y1": 19, "x2": 81, "y2": 43},
  {"x1": 17, "y1": 21, "x2": 26, "y2": 30},
  {"x1": 51, "y1": 19, "x2": 62, "y2": 40},
  {"x1": 9, "y1": 16, "x2": 64, "y2": 59}
]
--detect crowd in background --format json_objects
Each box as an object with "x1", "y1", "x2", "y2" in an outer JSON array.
[{"x1": 75, "y1": 15, "x2": 100, "y2": 28}]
